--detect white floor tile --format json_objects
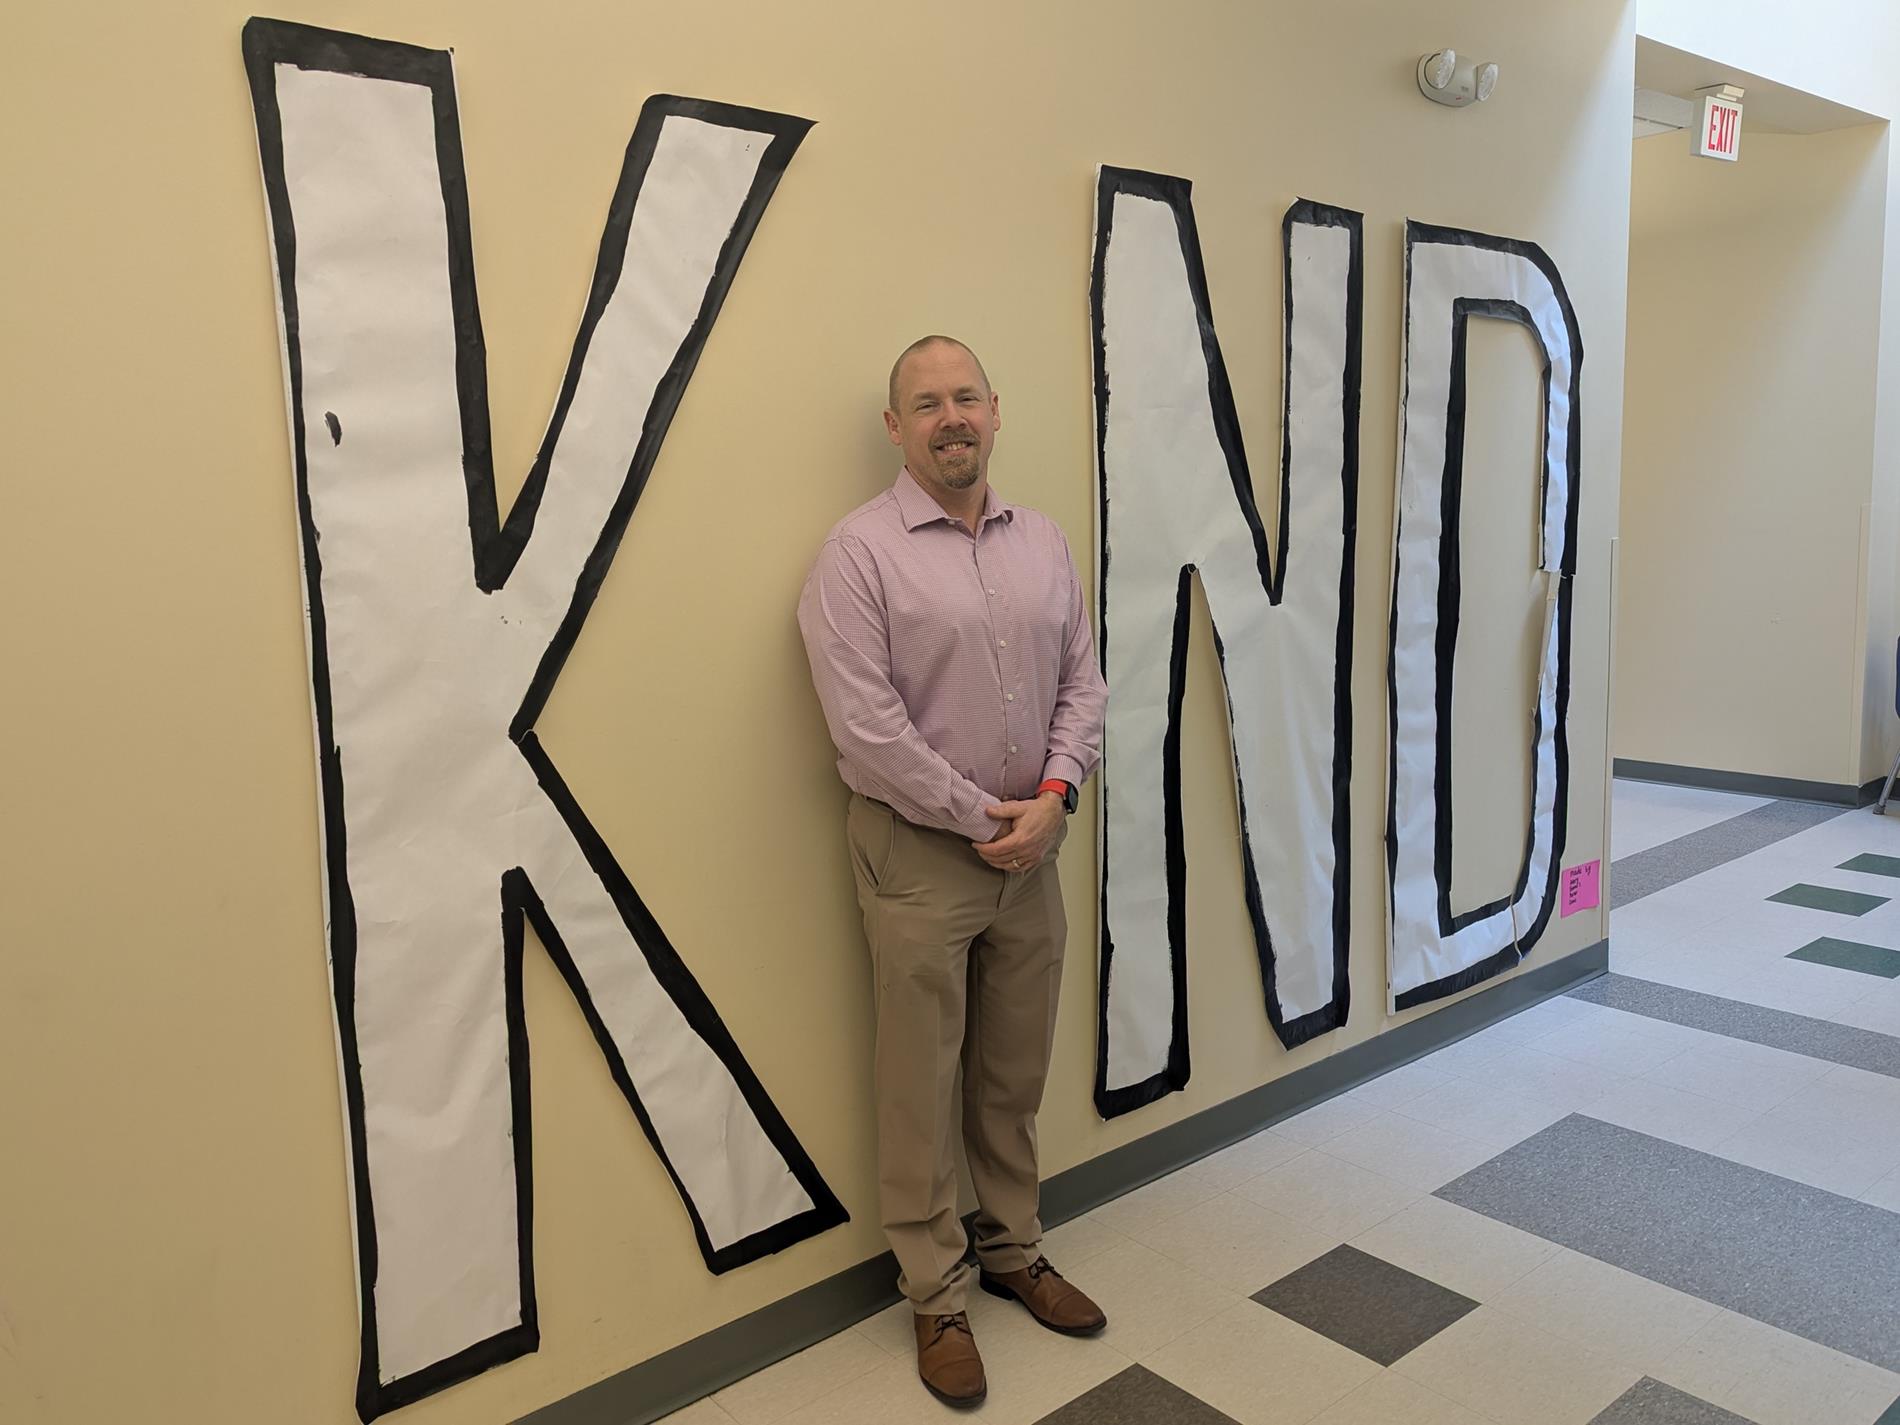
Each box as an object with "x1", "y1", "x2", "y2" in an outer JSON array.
[
  {"x1": 1038, "y1": 1210, "x2": 1131, "y2": 1272},
  {"x1": 1709, "y1": 1103, "x2": 1900, "y2": 1197},
  {"x1": 1716, "y1": 960, "x2": 1870, "y2": 1018},
  {"x1": 1580, "y1": 1075, "x2": 1766, "y2": 1153},
  {"x1": 1612, "y1": 944, "x2": 1748, "y2": 996},
  {"x1": 1458, "y1": 1013, "x2": 1560, "y2": 1050},
  {"x1": 1054, "y1": 1237, "x2": 1237, "y2": 1361},
  {"x1": 1860, "y1": 1166, "x2": 1900, "y2": 1211},
  {"x1": 1231, "y1": 1150, "x2": 1421, "y2": 1239},
  {"x1": 1609, "y1": 888, "x2": 1736, "y2": 951},
  {"x1": 1270, "y1": 1092, "x2": 1382, "y2": 1147},
  {"x1": 775, "y1": 1357, "x2": 968, "y2": 1425},
  {"x1": 1831, "y1": 983, "x2": 1900, "y2": 1034},
  {"x1": 1393, "y1": 1074, "x2": 1574, "y2": 1153},
  {"x1": 1505, "y1": 994, "x2": 1611, "y2": 1037},
  {"x1": 1391, "y1": 1305, "x2": 1643, "y2": 1425},
  {"x1": 1349, "y1": 1196, "x2": 1559, "y2": 1301},
  {"x1": 1529, "y1": 1010, "x2": 1707, "y2": 1077},
  {"x1": 1674, "y1": 907, "x2": 1814, "y2": 956},
  {"x1": 853, "y1": 1300, "x2": 927, "y2": 1361},
  {"x1": 1317, "y1": 1111, "x2": 1495, "y2": 1193},
  {"x1": 1611, "y1": 780, "x2": 1769, "y2": 860},
  {"x1": 1128, "y1": 1187, "x2": 1338, "y2": 1296},
  {"x1": 658, "y1": 1399, "x2": 738, "y2": 1425},
  {"x1": 1655, "y1": 1308, "x2": 1900, "y2": 1425},
  {"x1": 1474, "y1": 1045, "x2": 1625, "y2": 1111},
  {"x1": 1344, "y1": 1056, "x2": 1461, "y2": 1109},
  {"x1": 951, "y1": 1298, "x2": 1129, "y2": 1425},
  {"x1": 713, "y1": 1328, "x2": 889, "y2": 1424},
  {"x1": 1309, "y1": 1371, "x2": 1488, "y2": 1425},
  {"x1": 1488, "y1": 1247, "x2": 1720, "y2": 1376},
  {"x1": 1182, "y1": 1126, "x2": 1309, "y2": 1191},
  {"x1": 1414, "y1": 1034, "x2": 1516, "y2": 1079},
  {"x1": 1641, "y1": 1035, "x2": 1830, "y2": 1110},
  {"x1": 1781, "y1": 1063, "x2": 1900, "y2": 1129},
  {"x1": 1145, "y1": 1300, "x2": 1380, "y2": 1425},
  {"x1": 1088, "y1": 1164, "x2": 1224, "y2": 1236}
]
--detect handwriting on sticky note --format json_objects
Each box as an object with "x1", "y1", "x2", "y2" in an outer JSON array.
[{"x1": 1560, "y1": 860, "x2": 1601, "y2": 917}]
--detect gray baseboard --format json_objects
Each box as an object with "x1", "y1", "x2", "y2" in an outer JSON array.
[
  {"x1": 516, "y1": 939, "x2": 1608, "y2": 1425},
  {"x1": 1614, "y1": 758, "x2": 1884, "y2": 808}
]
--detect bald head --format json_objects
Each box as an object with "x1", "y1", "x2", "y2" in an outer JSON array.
[{"x1": 887, "y1": 335, "x2": 990, "y2": 414}]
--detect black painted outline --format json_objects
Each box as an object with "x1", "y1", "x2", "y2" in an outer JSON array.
[
  {"x1": 1387, "y1": 221, "x2": 1583, "y2": 1013},
  {"x1": 1090, "y1": 167, "x2": 1362, "y2": 1119},
  {"x1": 242, "y1": 18, "x2": 845, "y2": 1421}
]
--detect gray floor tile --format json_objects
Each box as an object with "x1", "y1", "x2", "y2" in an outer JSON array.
[
  {"x1": 1567, "y1": 974, "x2": 1900, "y2": 1080},
  {"x1": 1436, "y1": 1115, "x2": 1900, "y2": 1373},
  {"x1": 1251, "y1": 1243, "x2": 1478, "y2": 1366},
  {"x1": 1767, "y1": 883, "x2": 1889, "y2": 916},
  {"x1": 1840, "y1": 854, "x2": 1900, "y2": 879},
  {"x1": 1589, "y1": 1376, "x2": 1754, "y2": 1424},
  {"x1": 1787, "y1": 938, "x2": 1900, "y2": 978},
  {"x1": 1032, "y1": 1364, "x2": 1239, "y2": 1425},
  {"x1": 1742, "y1": 1194, "x2": 1900, "y2": 1369},
  {"x1": 1613, "y1": 801, "x2": 1846, "y2": 907}
]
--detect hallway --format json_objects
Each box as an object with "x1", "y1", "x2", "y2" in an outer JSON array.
[{"x1": 668, "y1": 782, "x2": 1900, "y2": 1425}]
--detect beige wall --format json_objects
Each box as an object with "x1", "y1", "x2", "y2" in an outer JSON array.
[
  {"x1": 1617, "y1": 125, "x2": 1887, "y2": 784},
  {"x1": 1634, "y1": 0, "x2": 1900, "y2": 782},
  {"x1": 0, "y1": 2, "x2": 1632, "y2": 1421}
]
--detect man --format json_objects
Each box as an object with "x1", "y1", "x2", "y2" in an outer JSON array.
[{"x1": 798, "y1": 336, "x2": 1109, "y2": 1407}]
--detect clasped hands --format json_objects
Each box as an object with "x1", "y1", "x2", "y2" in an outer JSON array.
[{"x1": 973, "y1": 791, "x2": 1065, "y2": 872}]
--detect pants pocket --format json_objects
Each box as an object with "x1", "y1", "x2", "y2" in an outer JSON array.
[{"x1": 849, "y1": 796, "x2": 901, "y2": 894}]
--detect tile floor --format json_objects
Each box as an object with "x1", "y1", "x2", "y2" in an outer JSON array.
[{"x1": 664, "y1": 782, "x2": 1900, "y2": 1425}]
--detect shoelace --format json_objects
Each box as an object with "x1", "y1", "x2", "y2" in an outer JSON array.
[
  {"x1": 930, "y1": 1312, "x2": 972, "y2": 1344},
  {"x1": 1026, "y1": 1257, "x2": 1062, "y2": 1283}
]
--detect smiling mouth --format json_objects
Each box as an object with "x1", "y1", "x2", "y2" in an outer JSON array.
[{"x1": 935, "y1": 439, "x2": 973, "y2": 454}]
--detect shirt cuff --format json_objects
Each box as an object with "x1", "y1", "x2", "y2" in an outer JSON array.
[
  {"x1": 1040, "y1": 753, "x2": 1086, "y2": 790},
  {"x1": 957, "y1": 795, "x2": 1007, "y2": 843}
]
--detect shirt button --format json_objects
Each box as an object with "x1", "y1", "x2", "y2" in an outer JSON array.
[
  {"x1": 1008, "y1": 744, "x2": 1018, "y2": 754},
  {"x1": 998, "y1": 639, "x2": 1007, "y2": 648},
  {"x1": 1006, "y1": 693, "x2": 1014, "y2": 702},
  {"x1": 987, "y1": 588, "x2": 996, "y2": 595}
]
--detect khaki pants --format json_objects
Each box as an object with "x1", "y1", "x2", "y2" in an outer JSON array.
[{"x1": 845, "y1": 794, "x2": 1069, "y2": 1315}]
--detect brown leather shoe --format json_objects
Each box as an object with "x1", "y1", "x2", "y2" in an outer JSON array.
[
  {"x1": 978, "y1": 1256, "x2": 1107, "y2": 1336},
  {"x1": 913, "y1": 1311, "x2": 986, "y2": 1407}
]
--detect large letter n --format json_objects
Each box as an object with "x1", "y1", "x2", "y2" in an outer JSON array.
[{"x1": 1091, "y1": 167, "x2": 1362, "y2": 1118}]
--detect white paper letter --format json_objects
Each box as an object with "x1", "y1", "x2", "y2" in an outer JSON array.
[
  {"x1": 1387, "y1": 222, "x2": 1583, "y2": 1010},
  {"x1": 243, "y1": 20, "x2": 844, "y2": 1418},
  {"x1": 1091, "y1": 168, "x2": 1362, "y2": 1117}
]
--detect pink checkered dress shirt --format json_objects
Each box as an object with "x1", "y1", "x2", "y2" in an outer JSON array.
[{"x1": 798, "y1": 468, "x2": 1107, "y2": 843}]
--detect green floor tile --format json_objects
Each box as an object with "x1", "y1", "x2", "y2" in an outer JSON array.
[
  {"x1": 1786, "y1": 937, "x2": 1900, "y2": 978},
  {"x1": 1767, "y1": 883, "x2": 1889, "y2": 916},
  {"x1": 1840, "y1": 853, "x2": 1900, "y2": 878}
]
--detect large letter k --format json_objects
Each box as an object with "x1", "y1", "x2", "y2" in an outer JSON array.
[{"x1": 243, "y1": 19, "x2": 845, "y2": 1420}]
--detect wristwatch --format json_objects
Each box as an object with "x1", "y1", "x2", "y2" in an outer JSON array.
[{"x1": 1037, "y1": 778, "x2": 1078, "y2": 815}]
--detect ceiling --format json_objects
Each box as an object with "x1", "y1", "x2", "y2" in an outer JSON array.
[{"x1": 1633, "y1": 35, "x2": 1882, "y2": 138}]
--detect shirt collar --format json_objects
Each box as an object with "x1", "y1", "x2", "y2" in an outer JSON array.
[{"x1": 894, "y1": 466, "x2": 1013, "y2": 532}]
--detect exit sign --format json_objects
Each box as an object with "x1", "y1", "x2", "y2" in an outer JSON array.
[{"x1": 1695, "y1": 94, "x2": 1743, "y2": 160}]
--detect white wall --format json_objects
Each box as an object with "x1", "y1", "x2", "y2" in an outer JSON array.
[
  {"x1": 1636, "y1": 0, "x2": 1900, "y2": 782},
  {"x1": 1618, "y1": 125, "x2": 1887, "y2": 783}
]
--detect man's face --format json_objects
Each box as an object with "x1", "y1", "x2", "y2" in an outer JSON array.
[{"x1": 884, "y1": 343, "x2": 1001, "y2": 499}]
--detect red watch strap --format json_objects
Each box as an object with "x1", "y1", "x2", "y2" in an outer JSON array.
[{"x1": 1037, "y1": 779, "x2": 1072, "y2": 799}]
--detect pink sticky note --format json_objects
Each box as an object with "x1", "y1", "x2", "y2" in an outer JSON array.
[{"x1": 1560, "y1": 860, "x2": 1601, "y2": 917}]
